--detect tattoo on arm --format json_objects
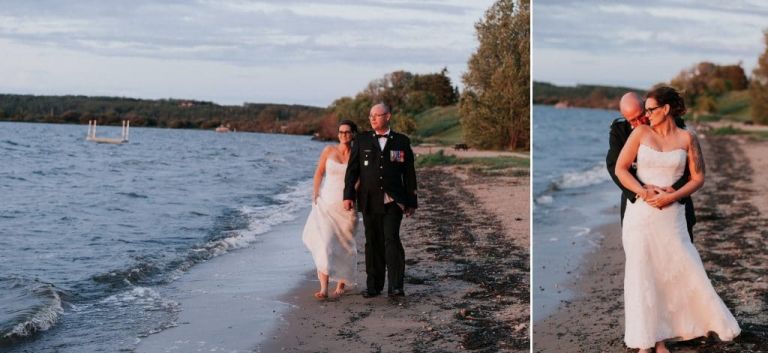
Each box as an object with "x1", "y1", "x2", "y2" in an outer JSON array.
[{"x1": 691, "y1": 134, "x2": 705, "y2": 174}]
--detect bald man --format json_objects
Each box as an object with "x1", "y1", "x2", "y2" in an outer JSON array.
[
  {"x1": 344, "y1": 103, "x2": 417, "y2": 298},
  {"x1": 606, "y1": 92, "x2": 695, "y2": 241}
]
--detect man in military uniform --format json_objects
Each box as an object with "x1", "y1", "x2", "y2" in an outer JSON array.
[{"x1": 344, "y1": 103, "x2": 418, "y2": 298}]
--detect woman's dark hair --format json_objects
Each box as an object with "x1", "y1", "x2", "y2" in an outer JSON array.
[
  {"x1": 338, "y1": 119, "x2": 358, "y2": 135},
  {"x1": 645, "y1": 86, "x2": 687, "y2": 118}
]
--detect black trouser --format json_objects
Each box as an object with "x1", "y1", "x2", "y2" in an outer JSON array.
[{"x1": 362, "y1": 202, "x2": 404, "y2": 294}]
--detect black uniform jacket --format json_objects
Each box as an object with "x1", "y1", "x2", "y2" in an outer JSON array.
[{"x1": 344, "y1": 130, "x2": 418, "y2": 214}]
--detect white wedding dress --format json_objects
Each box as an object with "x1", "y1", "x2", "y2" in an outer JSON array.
[
  {"x1": 302, "y1": 159, "x2": 358, "y2": 284},
  {"x1": 623, "y1": 144, "x2": 740, "y2": 349}
]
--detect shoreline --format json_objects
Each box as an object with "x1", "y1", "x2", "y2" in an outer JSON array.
[
  {"x1": 261, "y1": 166, "x2": 530, "y2": 352},
  {"x1": 136, "y1": 207, "x2": 315, "y2": 353},
  {"x1": 533, "y1": 129, "x2": 768, "y2": 352}
]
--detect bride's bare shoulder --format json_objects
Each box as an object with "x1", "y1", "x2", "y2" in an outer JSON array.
[
  {"x1": 681, "y1": 129, "x2": 698, "y2": 146},
  {"x1": 628, "y1": 124, "x2": 651, "y2": 140},
  {"x1": 634, "y1": 124, "x2": 652, "y2": 132}
]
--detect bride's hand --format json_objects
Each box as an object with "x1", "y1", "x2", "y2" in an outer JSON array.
[
  {"x1": 643, "y1": 184, "x2": 666, "y2": 195},
  {"x1": 312, "y1": 191, "x2": 319, "y2": 205},
  {"x1": 647, "y1": 190, "x2": 675, "y2": 209},
  {"x1": 639, "y1": 186, "x2": 658, "y2": 201}
]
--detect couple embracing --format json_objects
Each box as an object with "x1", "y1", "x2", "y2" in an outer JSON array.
[
  {"x1": 607, "y1": 86, "x2": 741, "y2": 352},
  {"x1": 301, "y1": 103, "x2": 417, "y2": 300}
]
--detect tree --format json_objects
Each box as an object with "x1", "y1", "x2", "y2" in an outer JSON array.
[
  {"x1": 750, "y1": 30, "x2": 768, "y2": 125},
  {"x1": 671, "y1": 61, "x2": 748, "y2": 112},
  {"x1": 392, "y1": 112, "x2": 417, "y2": 135},
  {"x1": 460, "y1": 0, "x2": 529, "y2": 150}
]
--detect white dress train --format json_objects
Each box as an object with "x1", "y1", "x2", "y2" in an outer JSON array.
[
  {"x1": 302, "y1": 159, "x2": 358, "y2": 284},
  {"x1": 623, "y1": 144, "x2": 740, "y2": 349}
]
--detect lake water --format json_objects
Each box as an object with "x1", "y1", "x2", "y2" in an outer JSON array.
[
  {"x1": 532, "y1": 105, "x2": 622, "y2": 321},
  {"x1": 0, "y1": 122, "x2": 322, "y2": 352}
]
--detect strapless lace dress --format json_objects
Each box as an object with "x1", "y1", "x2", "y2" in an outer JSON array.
[{"x1": 622, "y1": 144, "x2": 740, "y2": 349}]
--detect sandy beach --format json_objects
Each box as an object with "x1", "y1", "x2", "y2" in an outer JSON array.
[
  {"x1": 259, "y1": 165, "x2": 530, "y2": 353},
  {"x1": 533, "y1": 128, "x2": 768, "y2": 352}
]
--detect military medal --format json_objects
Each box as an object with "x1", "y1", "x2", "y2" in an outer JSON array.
[{"x1": 390, "y1": 150, "x2": 405, "y2": 162}]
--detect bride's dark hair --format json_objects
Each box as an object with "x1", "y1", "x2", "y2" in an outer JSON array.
[
  {"x1": 645, "y1": 86, "x2": 687, "y2": 118},
  {"x1": 338, "y1": 119, "x2": 358, "y2": 140}
]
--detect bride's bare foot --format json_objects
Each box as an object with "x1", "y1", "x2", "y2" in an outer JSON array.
[
  {"x1": 655, "y1": 341, "x2": 670, "y2": 353},
  {"x1": 333, "y1": 282, "x2": 346, "y2": 297},
  {"x1": 314, "y1": 291, "x2": 328, "y2": 300}
]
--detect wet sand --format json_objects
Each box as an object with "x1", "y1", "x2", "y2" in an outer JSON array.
[
  {"x1": 260, "y1": 166, "x2": 530, "y2": 353},
  {"x1": 533, "y1": 131, "x2": 768, "y2": 352}
]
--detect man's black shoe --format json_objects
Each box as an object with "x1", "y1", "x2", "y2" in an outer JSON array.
[
  {"x1": 361, "y1": 290, "x2": 381, "y2": 298},
  {"x1": 388, "y1": 289, "x2": 405, "y2": 297}
]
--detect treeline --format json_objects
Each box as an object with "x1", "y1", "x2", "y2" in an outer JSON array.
[
  {"x1": 532, "y1": 81, "x2": 643, "y2": 109},
  {"x1": 316, "y1": 68, "x2": 459, "y2": 140},
  {"x1": 0, "y1": 94, "x2": 326, "y2": 134},
  {"x1": 667, "y1": 62, "x2": 748, "y2": 114}
]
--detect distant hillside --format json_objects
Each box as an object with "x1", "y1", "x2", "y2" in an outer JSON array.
[
  {"x1": 690, "y1": 89, "x2": 752, "y2": 124},
  {"x1": 533, "y1": 81, "x2": 645, "y2": 109},
  {"x1": 411, "y1": 105, "x2": 463, "y2": 145},
  {"x1": 0, "y1": 94, "x2": 326, "y2": 135},
  {"x1": 715, "y1": 90, "x2": 751, "y2": 122}
]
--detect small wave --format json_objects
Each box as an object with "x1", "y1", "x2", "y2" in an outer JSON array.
[
  {"x1": 536, "y1": 195, "x2": 554, "y2": 204},
  {"x1": 3, "y1": 140, "x2": 30, "y2": 148},
  {"x1": 571, "y1": 226, "x2": 591, "y2": 237},
  {"x1": 190, "y1": 179, "x2": 311, "y2": 258},
  {"x1": 92, "y1": 261, "x2": 162, "y2": 287},
  {"x1": 551, "y1": 162, "x2": 611, "y2": 190},
  {"x1": 100, "y1": 287, "x2": 178, "y2": 312},
  {"x1": 0, "y1": 277, "x2": 64, "y2": 342},
  {"x1": 4, "y1": 176, "x2": 27, "y2": 182},
  {"x1": 116, "y1": 192, "x2": 149, "y2": 199}
]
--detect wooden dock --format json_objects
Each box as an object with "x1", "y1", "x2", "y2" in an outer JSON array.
[{"x1": 86, "y1": 120, "x2": 129, "y2": 144}]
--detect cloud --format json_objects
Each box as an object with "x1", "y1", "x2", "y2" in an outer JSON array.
[
  {"x1": 533, "y1": 0, "x2": 768, "y2": 87},
  {"x1": 0, "y1": 0, "x2": 486, "y2": 65},
  {"x1": 0, "y1": 0, "x2": 495, "y2": 105}
]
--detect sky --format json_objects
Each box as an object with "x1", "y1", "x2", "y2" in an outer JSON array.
[
  {"x1": 0, "y1": 0, "x2": 495, "y2": 106},
  {"x1": 533, "y1": 0, "x2": 768, "y2": 89}
]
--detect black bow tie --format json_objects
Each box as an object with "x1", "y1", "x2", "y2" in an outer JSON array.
[{"x1": 375, "y1": 134, "x2": 388, "y2": 138}]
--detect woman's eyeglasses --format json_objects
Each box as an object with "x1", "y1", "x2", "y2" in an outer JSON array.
[{"x1": 644, "y1": 106, "x2": 663, "y2": 116}]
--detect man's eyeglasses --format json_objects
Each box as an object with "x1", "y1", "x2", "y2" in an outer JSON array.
[
  {"x1": 626, "y1": 113, "x2": 643, "y2": 124},
  {"x1": 369, "y1": 113, "x2": 388, "y2": 118},
  {"x1": 644, "y1": 106, "x2": 663, "y2": 116}
]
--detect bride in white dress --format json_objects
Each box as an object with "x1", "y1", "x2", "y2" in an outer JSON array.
[
  {"x1": 615, "y1": 86, "x2": 740, "y2": 352},
  {"x1": 302, "y1": 120, "x2": 358, "y2": 299}
]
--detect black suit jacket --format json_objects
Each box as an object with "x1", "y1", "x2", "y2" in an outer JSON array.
[
  {"x1": 344, "y1": 130, "x2": 418, "y2": 214},
  {"x1": 606, "y1": 118, "x2": 695, "y2": 236}
]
